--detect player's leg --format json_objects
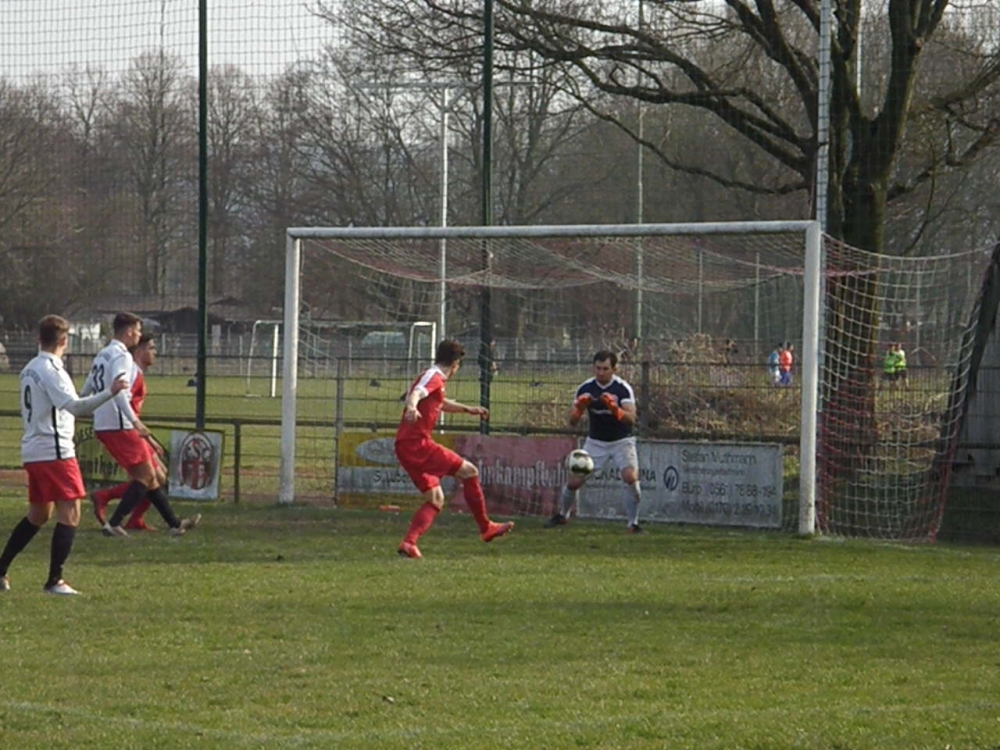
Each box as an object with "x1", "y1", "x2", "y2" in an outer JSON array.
[
  {"x1": 548, "y1": 471, "x2": 588, "y2": 527},
  {"x1": 0, "y1": 465, "x2": 57, "y2": 590},
  {"x1": 130, "y1": 457, "x2": 168, "y2": 530},
  {"x1": 614, "y1": 439, "x2": 642, "y2": 532},
  {"x1": 105, "y1": 464, "x2": 153, "y2": 533},
  {"x1": 91, "y1": 481, "x2": 130, "y2": 526},
  {"x1": 548, "y1": 439, "x2": 607, "y2": 527},
  {"x1": 143, "y1": 480, "x2": 202, "y2": 536},
  {"x1": 453, "y1": 459, "x2": 490, "y2": 533},
  {"x1": 125, "y1": 454, "x2": 164, "y2": 531},
  {"x1": 128, "y1": 454, "x2": 164, "y2": 530},
  {"x1": 396, "y1": 441, "x2": 457, "y2": 557},
  {"x1": 45, "y1": 498, "x2": 82, "y2": 594},
  {"x1": 453, "y1": 459, "x2": 514, "y2": 542},
  {"x1": 98, "y1": 432, "x2": 153, "y2": 534},
  {"x1": 398, "y1": 484, "x2": 445, "y2": 559},
  {"x1": 103, "y1": 433, "x2": 194, "y2": 535},
  {"x1": 125, "y1": 497, "x2": 154, "y2": 530},
  {"x1": 0, "y1": 508, "x2": 47, "y2": 591}
]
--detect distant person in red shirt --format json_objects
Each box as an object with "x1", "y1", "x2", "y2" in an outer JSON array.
[
  {"x1": 779, "y1": 343, "x2": 794, "y2": 386},
  {"x1": 91, "y1": 334, "x2": 164, "y2": 530},
  {"x1": 395, "y1": 340, "x2": 514, "y2": 559}
]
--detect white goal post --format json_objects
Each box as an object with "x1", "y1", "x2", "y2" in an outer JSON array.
[{"x1": 280, "y1": 221, "x2": 823, "y2": 535}]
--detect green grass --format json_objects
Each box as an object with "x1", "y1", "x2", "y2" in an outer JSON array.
[{"x1": 1, "y1": 501, "x2": 998, "y2": 749}]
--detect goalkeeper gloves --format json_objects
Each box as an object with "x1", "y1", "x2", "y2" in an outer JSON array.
[
  {"x1": 600, "y1": 392, "x2": 625, "y2": 421},
  {"x1": 572, "y1": 394, "x2": 594, "y2": 419}
]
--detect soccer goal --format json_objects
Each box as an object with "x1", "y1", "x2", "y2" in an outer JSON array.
[{"x1": 279, "y1": 222, "x2": 992, "y2": 541}]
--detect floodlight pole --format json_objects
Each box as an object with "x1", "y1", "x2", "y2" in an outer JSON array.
[
  {"x1": 195, "y1": 0, "x2": 208, "y2": 429},
  {"x1": 634, "y1": 0, "x2": 645, "y2": 345},
  {"x1": 479, "y1": 0, "x2": 495, "y2": 435},
  {"x1": 439, "y1": 89, "x2": 449, "y2": 342},
  {"x1": 816, "y1": 0, "x2": 832, "y2": 232}
]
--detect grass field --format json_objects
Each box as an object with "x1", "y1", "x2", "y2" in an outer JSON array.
[{"x1": 1, "y1": 499, "x2": 998, "y2": 749}]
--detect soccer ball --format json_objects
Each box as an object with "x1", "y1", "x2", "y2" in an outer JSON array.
[{"x1": 566, "y1": 449, "x2": 595, "y2": 476}]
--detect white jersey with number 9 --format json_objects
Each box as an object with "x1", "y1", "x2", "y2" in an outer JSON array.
[{"x1": 20, "y1": 351, "x2": 83, "y2": 463}]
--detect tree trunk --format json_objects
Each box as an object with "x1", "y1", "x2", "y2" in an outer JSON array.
[{"x1": 817, "y1": 164, "x2": 886, "y2": 531}]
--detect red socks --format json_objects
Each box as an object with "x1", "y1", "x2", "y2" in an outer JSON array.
[
  {"x1": 403, "y1": 502, "x2": 440, "y2": 545},
  {"x1": 403, "y1": 477, "x2": 489, "y2": 544},
  {"x1": 129, "y1": 498, "x2": 152, "y2": 524},
  {"x1": 94, "y1": 482, "x2": 129, "y2": 504},
  {"x1": 463, "y1": 477, "x2": 490, "y2": 533}
]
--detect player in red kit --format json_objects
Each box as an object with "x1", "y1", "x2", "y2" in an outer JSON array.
[{"x1": 395, "y1": 340, "x2": 514, "y2": 559}]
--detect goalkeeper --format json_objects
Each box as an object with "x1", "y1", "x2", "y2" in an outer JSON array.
[{"x1": 545, "y1": 350, "x2": 643, "y2": 533}]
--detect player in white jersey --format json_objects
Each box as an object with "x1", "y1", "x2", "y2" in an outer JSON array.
[
  {"x1": 82, "y1": 313, "x2": 200, "y2": 538},
  {"x1": 545, "y1": 350, "x2": 644, "y2": 533},
  {"x1": 0, "y1": 315, "x2": 128, "y2": 596}
]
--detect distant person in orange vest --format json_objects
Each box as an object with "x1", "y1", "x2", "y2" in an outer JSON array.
[{"x1": 778, "y1": 343, "x2": 794, "y2": 386}]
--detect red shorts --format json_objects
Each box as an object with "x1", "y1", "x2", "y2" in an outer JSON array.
[
  {"x1": 24, "y1": 459, "x2": 86, "y2": 504},
  {"x1": 96, "y1": 430, "x2": 155, "y2": 471},
  {"x1": 395, "y1": 439, "x2": 464, "y2": 493}
]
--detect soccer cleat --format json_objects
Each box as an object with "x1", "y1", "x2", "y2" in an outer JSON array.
[
  {"x1": 1, "y1": 575, "x2": 10, "y2": 592},
  {"x1": 125, "y1": 518, "x2": 156, "y2": 532},
  {"x1": 91, "y1": 493, "x2": 109, "y2": 526},
  {"x1": 43, "y1": 580, "x2": 80, "y2": 596},
  {"x1": 102, "y1": 523, "x2": 129, "y2": 538},
  {"x1": 397, "y1": 541, "x2": 422, "y2": 559},
  {"x1": 170, "y1": 514, "x2": 202, "y2": 537},
  {"x1": 543, "y1": 513, "x2": 568, "y2": 528},
  {"x1": 628, "y1": 523, "x2": 644, "y2": 534},
  {"x1": 481, "y1": 520, "x2": 515, "y2": 543}
]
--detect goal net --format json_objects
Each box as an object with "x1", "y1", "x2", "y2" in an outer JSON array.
[
  {"x1": 279, "y1": 223, "x2": 992, "y2": 540},
  {"x1": 244, "y1": 319, "x2": 436, "y2": 397}
]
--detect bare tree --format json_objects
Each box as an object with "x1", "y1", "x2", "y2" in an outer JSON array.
[
  {"x1": 111, "y1": 51, "x2": 193, "y2": 296},
  {"x1": 322, "y1": 0, "x2": 999, "y2": 250},
  {"x1": 316, "y1": 0, "x2": 1000, "y2": 476},
  {"x1": 239, "y1": 69, "x2": 315, "y2": 311},
  {"x1": 207, "y1": 66, "x2": 257, "y2": 297},
  {"x1": 0, "y1": 80, "x2": 79, "y2": 327}
]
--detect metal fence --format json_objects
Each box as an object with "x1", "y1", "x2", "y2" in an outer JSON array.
[{"x1": 2, "y1": 348, "x2": 998, "y2": 541}]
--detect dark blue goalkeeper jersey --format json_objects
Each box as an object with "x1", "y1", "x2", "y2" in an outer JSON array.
[{"x1": 575, "y1": 375, "x2": 635, "y2": 442}]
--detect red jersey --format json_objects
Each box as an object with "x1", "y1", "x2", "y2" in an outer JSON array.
[
  {"x1": 779, "y1": 349, "x2": 793, "y2": 373},
  {"x1": 130, "y1": 368, "x2": 147, "y2": 416},
  {"x1": 395, "y1": 366, "x2": 448, "y2": 443}
]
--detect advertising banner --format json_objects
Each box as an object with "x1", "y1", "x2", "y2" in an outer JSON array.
[
  {"x1": 75, "y1": 423, "x2": 129, "y2": 487},
  {"x1": 453, "y1": 435, "x2": 577, "y2": 516},
  {"x1": 577, "y1": 441, "x2": 783, "y2": 528},
  {"x1": 336, "y1": 430, "x2": 459, "y2": 507}
]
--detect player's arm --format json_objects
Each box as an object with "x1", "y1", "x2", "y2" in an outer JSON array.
[
  {"x1": 401, "y1": 385, "x2": 426, "y2": 423},
  {"x1": 618, "y1": 400, "x2": 638, "y2": 427},
  {"x1": 108, "y1": 352, "x2": 150, "y2": 436},
  {"x1": 54, "y1": 373, "x2": 130, "y2": 417},
  {"x1": 569, "y1": 390, "x2": 593, "y2": 426},
  {"x1": 114, "y1": 386, "x2": 150, "y2": 436},
  {"x1": 442, "y1": 398, "x2": 488, "y2": 419},
  {"x1": 599, "y1": 392, "x2": 636, "y2": 426},
  {"x1": 80, "y1": 362, "x2": 97, "y2": 397}
]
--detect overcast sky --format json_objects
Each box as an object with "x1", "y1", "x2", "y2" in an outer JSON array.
[{"x1": 0, "y1": 0, "x2": 336, "y2": 81}]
